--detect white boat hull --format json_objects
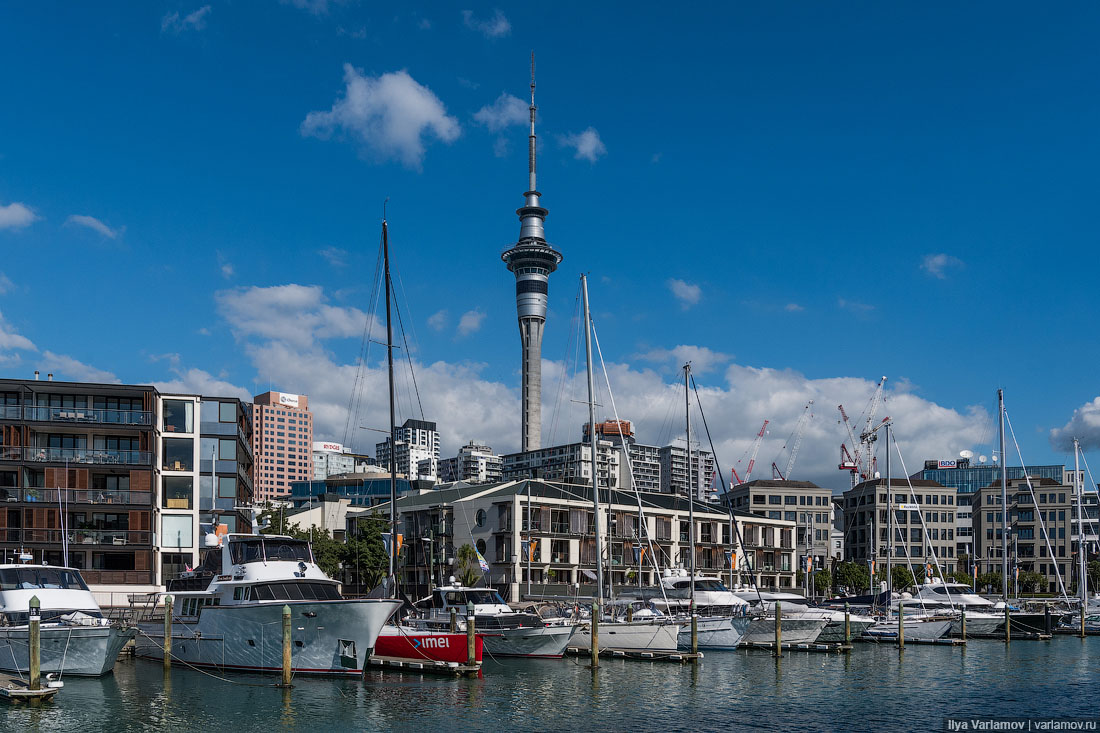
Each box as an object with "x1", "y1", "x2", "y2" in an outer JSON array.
[
  {"x1": 135, "y1": 599, "x2": 401, "y2": 675},
  {"x1": 481, "y1": 624, "x2": 576, "y2": 658},
  {"x1": 816, "y1": 619, "x2": 875, "y2": 643},
  {"x1": 743, "y1": 616, "x2": 828, "y2": 645},
  {"x1": 569, "y1": 620, "x2": 682, "y2": 652},
  {"x1": 0, "y1": 624, "x2": 135, "y2": 677},
  {"x1": 677, "y1": 615, "x2": 751, "y2": 650},
  {"x1": 950, "y1": 614, "x2": 1003, "y2": 637},
  {"x1": 864, "y1": 618, "x2": 952, "y2": 641}
]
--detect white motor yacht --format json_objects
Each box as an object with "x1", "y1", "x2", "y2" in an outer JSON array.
[
  {"x1": 650, "y1": 574, "x2": 752, "y2": 650},
  {"x1": 566, "y1": 602, "x2": 683, "y2": 654},
  {"x1": 135, "y1": 533, "x2": 401, "y2": 675},
  {"x1": 863, "y1": 615, "x2": 953, "y2": 641},
  {"x1": 733, "y1": 590, "x2": 830, "y2": 644},
  {"x1": 0, "y1": 562, "x2": 135, "y2": 676},
  {"x1": 899, "y1": 582, "x2": 1005, "y2": 636},
  {"x1": 409, "y1": 582, "x2": 576, "y2": 658}
]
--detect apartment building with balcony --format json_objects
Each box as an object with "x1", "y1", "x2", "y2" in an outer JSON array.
[
  {"x1": 372, "y1": 479, "x2": 796, "y2": 602},
  {"x1": 438, "y1": 442, "x2": 503, "y2": 485},
  {"x1": 723, "y1": 479, "x2": 836, "y2": 574},
  {"x1": 658, "y1": 440, "x2": 716, "y2": 500},
  {"x1": 0, "y1": 378, "x2": 157, "y2": 593}
]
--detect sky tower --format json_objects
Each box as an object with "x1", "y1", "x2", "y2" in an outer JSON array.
[{"x1": 502, "y1": 54, "x2": 562, "y2": 453}]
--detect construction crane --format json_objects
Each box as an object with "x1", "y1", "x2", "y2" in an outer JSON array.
[
  {"x1": 732, "y1": 420, "x2": 769, "y2": 485},
  {"x1": 837, "y1": 377, "x2": 890, "y2": 488},
  {"x1": 771, "y1": 400, "x2": 814, "y2": 480}
]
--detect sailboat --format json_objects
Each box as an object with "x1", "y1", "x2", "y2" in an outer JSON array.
[{"x1": 566, "y1": 274, "x2": 682, "y2": 654}]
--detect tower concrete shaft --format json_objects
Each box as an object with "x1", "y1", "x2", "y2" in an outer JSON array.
[{"x1": 501, "y1": 54, "x2": 562, "y2": 452}]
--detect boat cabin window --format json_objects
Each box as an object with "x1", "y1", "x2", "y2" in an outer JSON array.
[
  {"x1": 693, "y1": 580, "x2": 728, "y2": 592},
  {"x1": 442, "y1": 589, "x2": 505, "y2": 606},
  {"x1": 263, "y1": 539, "x2": 312, "y2": 563},
  {"x1": 199, "y1": 548, "x2": 221, "y2": 574},
  {"x1": 181, "y1": 597, "x2": 219, "y2": 616},
  {"x1": 249, "y1": 582, "x2": 340, "y2": 601},
  {"x1": 1, "y1": 609, "x2": 103, "y2": 626},
  {"x1": 671, "y1": 581, "x2": 690, "y2": 590},
  {"x1": 0, "y1": 567, "x2": 89, "y2": 592},
  {"x1": 229, "y1": 539, "x2": 266, "y2": 565}
]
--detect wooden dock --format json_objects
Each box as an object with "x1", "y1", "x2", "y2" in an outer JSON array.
[
  {"x1": 0, "y1": 675, "x2": 60, "y2": 704},
  {"x1": 366, "y1": 656, "x2": 481, "y2": 677},
  {"x1": 565, "y1": 647, "x2": 703, "y2": 663},
  {"x1": 739, "y1": 641, "x2": 852, "y2": 653},
  {"x1": 859, "y1": 637, "x2": 966, "y2": 646}
]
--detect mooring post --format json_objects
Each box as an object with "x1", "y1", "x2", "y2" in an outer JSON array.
[
  {"x1": 1081, "y1": 605, "x2": 1087, "y2": 639},
  {"x1": 591, "y1": 601, "x2": 600, "y2": 669},
  {"x1": 1004, "y1": 605, "x2": 1011, "y2": 642},
  {"x1": 844, "y1": 602, "x2": 851, "y2": 645},
  {"x1": 282, "y1": 604, "x2": 292, "y2": 687},
  {"x1": 450, "y1": 607, "x2": 457, "y2": 633},
  {"x1": 898, "y1": 601, "x2": 905, "y2": 649},
  {"x1": 626, "y1": 605, "x2": 633, "y2": 623},
  {"x1": 691, "y1": 611, "x2": 699, "y2": 659},
  {"x1": 466, "y1": 602, "x2": 476, "y2": 666},
  {"x1": 774, "y1": 601, "x2": 782, "y2": 656},
  {"x1": 960, "y1": 607, "x2": 967, "y2": 641},
  {"x1": 163, "y1": 594, "x2": 173, "y2": 672},
  {"x1": 1044, "y1": 604, "x2": 1051, "y2": 635},
  {"x1": 28, "y1": 595, "x2": 40, "y2": 691}
]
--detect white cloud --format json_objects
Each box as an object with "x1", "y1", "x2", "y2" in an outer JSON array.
[
  {"x1": 0, "y1": 202, "x2": 37, "y2": 230},
  {"x1": 161, "y1": 5, "x2": 211, "y2": 33},
  {"x1": 427, "y1": 309, "x2": 448, "y2": 331},
  {"x1": 474, "y1": 93, "x2": 527, "y2": 132},
  {"x1": 667, "y1": 278, "x2": 701, "y2": 308},
  {"x1": 636, "y1": 345, "x2": 732, "y2": 375},
  {"x1": 457, "y1": 310, "x2": 485, "y2": 337},
  {"x1": 1050, "y1": 397, "x2": 1100, "y2": 452},
  {"x1": 838, "y1": 298, "x2": 874, "y2": 313},
  {"x1": 785, "y1": 303, "x2": 804, "y2": 312},
  {"x1": 216, "y1": 283, "x2": 379, "y2": 351},
  {"x1": 66, "y1": 214, "x2": 121, "y2": 239},
  {"x1": 319, "y1": 247, "x2": 348, "y2": 267},
  {"x1": 559, "y1": 127, "x2": 606, "y2": 163},
  {"x1": 0, "y1": 311, "x2": 36, "y2": 352},
  {"x1": 921, "y1": 253, "x2": 964, "y2": 279},
  {"x1": 461, "y1": 9, "x2": 510, "y2": 38},
  {"x1": 155, "y1": 367, "x2": 251, "y2": 401},
  {"x1": 39, "y1": 351, "x2": 119, "y2": 384},
  {"x1": 0, "y1": 273, "x2": 13, "y2": 295},
  {"x1": 301, "y1": 65, "x2": 460, "y2": 170},
  {"x1": 221, "y1": 263, "x2": 235, "y2": 279}
]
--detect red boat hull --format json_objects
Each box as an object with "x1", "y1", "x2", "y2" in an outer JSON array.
[{"x1": 374, "y1": 629, "x2": 483, "y2": 663}]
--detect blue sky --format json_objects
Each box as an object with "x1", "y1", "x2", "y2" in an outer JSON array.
[{"x1": 2, "y1": 2, "x2": 1099, "y2": 489}]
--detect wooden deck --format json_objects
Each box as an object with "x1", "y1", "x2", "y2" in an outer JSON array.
[{"x1": 366, "y1": 656, "x2": 481, "y2": 677}]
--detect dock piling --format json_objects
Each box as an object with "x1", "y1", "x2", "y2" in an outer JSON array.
[
  {"x1": 898, "y1": 602, "x2": 905, "y2": 649},
  {"x1": 961, "y1": 607, "x2": 966, "y2": 641},
  {"x1": 281, "y1": 604, "x2": 292, "y2": 687},
  {"x1": 1004, "y1": 605, "x2": 1011, "y2": 642},
  {"x1": 466, "y1": 602, "x2": 476, "y2": 666},
  {"x1": 691, "y1": 613, "x2": 698, "y2": 661},
  {"x1": 450, "y1": 607, "x2": 457, "y2": 633},
  {"x1": 591, "y1": 601, "x2": 599, "y2": 669},
  {"x1": 774, "y1": 601, "x2": 782, "y2": 657},
  {"x1": 844, "y1": 603, "x2": 851, "y2": 645},
  {"x1": 28, "y1": 595, "x2": 40, "y2": 691},
  {"x1": 163, "y1": 595, "x2": 172, "y2": 672},
  {"x1": 1081, "y1": 606, "x2": 1087, "y2": 639}
]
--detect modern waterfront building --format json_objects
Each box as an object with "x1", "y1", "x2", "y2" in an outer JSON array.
[
  {"x1": 723, "y1": 479, "x2": 835, "y2": 575},
  {"x1": 376, "y1": 418, "x2": 440, "y2": 482},
  {"x1": 364, "y1": 479, "x2": 797, "y2": 602},
  {"x1": 501, "y1": 440, "x2": 621, "y2": 489},
  {"x1": 438, "y1": 442, "x2": 503, "y2": 484},
  {"x1": 971, "y1": 477, "x2": 1098, "y2": 593},
  {"x1": 913, "y1": 457, "x2": 1068, "y2": 494},
  {"x1": 841, "y1": 478, "x2": 959, "y2": 576},
  {"x1": 500, "y1": 63, "x2": 562, "y2": 453},
  {"x1": 288, "y1": 472, "x2": 421, "y2": 509},
  {"x1": 251, "y1": 391, "x2": 313, "y2": 501},
  {"x1": 584, "y1": 421, "x2": 661, "y2": 493},
  {"x1": 658, "y1": 440, "x2": 716, "y2": 500}
]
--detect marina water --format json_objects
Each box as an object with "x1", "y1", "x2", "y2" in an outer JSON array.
[{"x1": 4, "y1": 636, "x2": 1098, "y2": 731}]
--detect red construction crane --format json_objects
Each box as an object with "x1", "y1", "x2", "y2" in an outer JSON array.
[
  {"x1": 732, "y1": 420, "x2": 769, "y2": 485},
  {"x1": 771, "y1": 400, "x2": 814, "y2": 480}
]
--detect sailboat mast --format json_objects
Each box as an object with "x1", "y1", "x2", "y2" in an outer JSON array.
[
  {"x1": 999, "y1": 388, "x2": 1008, "y2": 601},
  {"x1": 1075, "y1": 437, "x2": 1086, "y2": 604},
  {"x1": 684, "y1": 364, "x2": 695, "y2": 607},
  {"x1": 383, "y1": 219, "x2": 398, "y2": 598},
  {"x1": 581, "y1": 275, "x2": 604, "y2": 607},
  {"x1": 885, "y1": 422, "x2": 892, "y2": 595}
]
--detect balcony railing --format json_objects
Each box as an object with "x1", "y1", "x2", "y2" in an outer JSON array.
[
  {"x1": 0, "y1": 406, "x2": 20, "y2": 420},
  {"x1": 83, "y1": 570, "x2": 154, "y2": 586},
  {"x1": 1, "y1": 488, "x2": 152, "y2": 506},
  {"x1": 0, "y1": 529, "x2": 152, "y2": 545},
  {"x1": 24, "y1": 447, "x2": 151, "y2": 465},
  {"x1": 22, "y1": 406, "x2": 154, "y2": 426}
]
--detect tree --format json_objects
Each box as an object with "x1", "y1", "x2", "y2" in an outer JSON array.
[
  {"x1": 951, "y1": 571, "x2": 974, "y2": 586},
  {"x1": 812, "y1": 569, "x2": 832, "y2": 597},
  {"x1": 1017, "y1": 570, "x2": 1046, "y2": 595},
  {"x1": 455, "y1": 543, "x2": 483, "y2": 587},
  {"x1": 343, "y1": 513, "x2": 390, "y2": 592},
  {"x1": 977, "y1": 572, "x2": 1003, "y2": 594},
  {"x1": 835, "y1": 562, "x2": 870, "y2": 592},
  {"x1": 891, "y1": 565, "x2": 915, "y2": 591}
]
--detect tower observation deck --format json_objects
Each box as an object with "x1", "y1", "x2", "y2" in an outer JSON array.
[{"x1": 501, "y1": 55, "x2": 562, "y2": 453}]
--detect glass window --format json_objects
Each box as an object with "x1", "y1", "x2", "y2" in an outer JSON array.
[
  {"x1": 163, "y1": 438, "x2": 194, "y2": 471},
  {"x1": 163, "y1": 400, "x2": 194, "y2": 433},
  {"x1": 163, "y1": 476, "x2": 192, "y2": 508},
  {"x1": 218, "y1": 476, "x2": 236, "y2": 499},
  {"x1": 219, "y1": 439, "x2": 237, "y2": 460},
  {"x1": 162, "y1": 515, "x2": 194, "y2": 548},
  {"x1": 219, "y1": 402, "x2": 237, "y2": 423}
]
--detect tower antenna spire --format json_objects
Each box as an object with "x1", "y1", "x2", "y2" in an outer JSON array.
[{"x1": 529, "y1": 51, "x2": 537, "y2": 193}]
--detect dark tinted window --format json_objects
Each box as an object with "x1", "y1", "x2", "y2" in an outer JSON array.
[
  {"x1": 264, "y1": 540, "x2": 311, "y2": 562},
  {"x1": 0, "y1": 568, "x2": 89, "y2": 591}
]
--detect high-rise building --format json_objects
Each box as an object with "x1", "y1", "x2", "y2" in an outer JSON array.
[
  {"x1": 659, "y1": 441, "x2": 716, "y2": 500},
  {"x1": 311, "y1": 441, "x2": 375, "y2": 479},
  {"x1": 251, "y1": 392, "x2": 313, "y2": 502},
  {"x1": 501, "y1": 59, "x2": 562, "y2": 453},
  {"x1": 501, "y1": 440, "x2": 621, "y2": 489},
  {"x1": 376, "y1": 418, "x2": 440, "y2": 482},
  {"x1": 439, "y1": 442, "x2": 504, "y2": 484},
  {"x1": 583, "y1": 420, "x2": 661, "y2": 492}
]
